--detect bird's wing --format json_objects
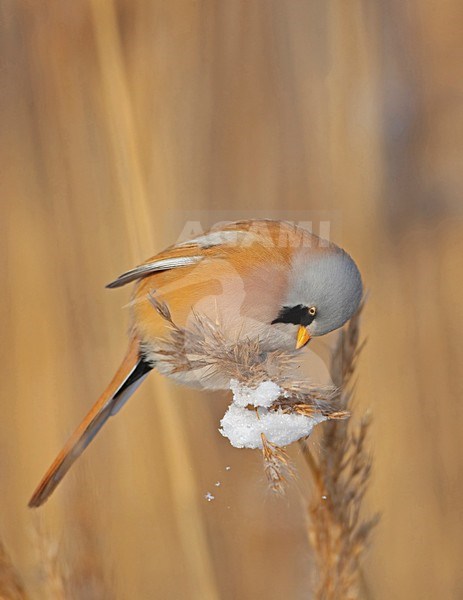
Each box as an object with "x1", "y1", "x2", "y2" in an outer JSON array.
[
  {"x1": 106, "y1": 220, "x2": 311, "y2": 289},
  {"x1": 28, "y1": 336, "x2": 152, "y2": 508},
  {"x1": 106, "y1": 255, "x2": 203, "y2": 288},
  {"x1": 105, "y1": 227, "x2": 260, "y2": 288}
]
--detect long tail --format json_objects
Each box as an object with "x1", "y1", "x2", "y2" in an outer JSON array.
[{"x1": 28, "y1": 336, "x2": 152, "y2": 508}]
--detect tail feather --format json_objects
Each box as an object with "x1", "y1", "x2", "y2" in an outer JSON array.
[{"x1": 28, "y1": 337, "x2": 152, "y2": 508}]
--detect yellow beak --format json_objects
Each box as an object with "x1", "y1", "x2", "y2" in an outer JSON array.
[{"x1": 295, "y1": 325, "x2": 311, "y2": 350}]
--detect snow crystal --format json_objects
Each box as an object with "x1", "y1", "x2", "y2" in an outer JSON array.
[
  {"x1": 220, "y1": 379, "x2": 326, "y2": 449},
  {"x1": 204, "y1": 492, "x2": 215, "y2": 502},
  {"x1": 229, "y1": 379, "x2": 282, "y2": 408},
  {"x1": 219, "y1": 404, "x2": 326, "y2": 450}
]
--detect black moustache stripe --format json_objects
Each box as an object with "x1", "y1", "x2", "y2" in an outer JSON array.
[{"x1": 271, "y1": 304, "x2": 315, "y2": 327}]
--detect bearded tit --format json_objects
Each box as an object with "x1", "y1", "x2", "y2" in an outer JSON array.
[{"x1": 29, "y1": 220, "x2": 362, "y2": 507}]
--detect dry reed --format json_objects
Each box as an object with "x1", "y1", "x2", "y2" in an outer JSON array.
[
  {"x1": 32, "y1": 520, "x2": 66, "y2": 600},
  {"x1": 301, "y1": 306, "x2": 379, "y2": 600},
  {"x1": 28, "y1": 515, "x2": 113, "y2": 600},
  {"x1": 0, "y1": 540, "x2": 27, "y2": 600},
  {"x1": 260, "y1": 433, "x2": 296, "y2": 495}
]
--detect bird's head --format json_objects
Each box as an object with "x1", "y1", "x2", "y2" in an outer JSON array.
[{"x1": 272, "y1": 245, "x2": 363, "y2": 349}]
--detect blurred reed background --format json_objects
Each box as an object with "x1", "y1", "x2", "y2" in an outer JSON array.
[{"x1": 1, "y1": 1, "x2": 462, "y2": 598}]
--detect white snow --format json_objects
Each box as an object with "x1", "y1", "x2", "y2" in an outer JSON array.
[
  {"x1": 204, "y1": 492, "x2": 215, "y2": 502},
  {"x1": 219, "y1": 380, "x2": 326, "y2": 450},
  {"x1": 229, "y1": 379, "x2": 282, "y2": 408}
]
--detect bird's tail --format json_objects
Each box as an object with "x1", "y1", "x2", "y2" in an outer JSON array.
[{"x1": 28, "y1": 336, "x2": 152, "y2": 508}]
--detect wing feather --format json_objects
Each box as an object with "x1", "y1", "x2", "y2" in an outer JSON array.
[
  {"x1": 106, "y1": 255, "x2": 203, "y2": 288},
  {"x1": 106, "y1": 221, "x2": 277, "y2": 289}
]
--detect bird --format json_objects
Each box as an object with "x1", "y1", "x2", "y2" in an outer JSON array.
[{"x1": 29, "y1": 220, "x2": 362, "y2": 507}]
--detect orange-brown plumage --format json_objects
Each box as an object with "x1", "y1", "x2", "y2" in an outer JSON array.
[{"x1": 130, "y1": 221, "x2": 314, "y2": 341}]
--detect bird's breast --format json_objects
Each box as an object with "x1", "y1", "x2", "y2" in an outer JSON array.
[{"x1": 128, "y1": 252, "x2": 294, "y2": 389}]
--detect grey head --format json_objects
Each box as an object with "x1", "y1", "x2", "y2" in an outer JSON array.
[{"x1": 272, "y1": 245, "x2": 363, "y2": 339}]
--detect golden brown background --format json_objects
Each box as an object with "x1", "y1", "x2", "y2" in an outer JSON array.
[{"x1": 1, "y1": 1, "x2": 462, "y2": 598}]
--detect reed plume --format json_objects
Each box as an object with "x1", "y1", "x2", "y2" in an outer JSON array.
[
  {"x1": 30, "y1": 515, "x2": 112, "y2": 600},
  {"x1": 149, "y1": 293, "x2": 348, "y2": 492},
  {"x1": 301, "y1": 305, "x2": 379, "y2": 599},
  {"x1": 0, "y1": 540, "x2": 27, "y2": 600}
]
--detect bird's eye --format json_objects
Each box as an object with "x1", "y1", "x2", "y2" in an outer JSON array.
[{"x1": 308, "y1": 306, "x2": 317, "y2": 317}]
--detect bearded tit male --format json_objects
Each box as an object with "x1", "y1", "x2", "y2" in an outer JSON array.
[{"x1": 29, "y1": 220, "x2": 362, "y2": 507}]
